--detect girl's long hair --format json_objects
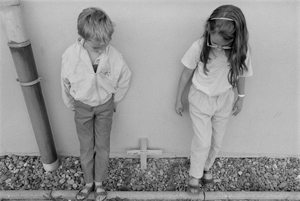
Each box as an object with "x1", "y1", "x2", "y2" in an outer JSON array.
[{"x1": 200, "y1": 5, "x2": 249, "y2": 87}]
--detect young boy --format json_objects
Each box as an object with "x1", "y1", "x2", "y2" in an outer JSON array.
[{"x1": 61, "y1": 7, "x2": 132, "y2": 201}]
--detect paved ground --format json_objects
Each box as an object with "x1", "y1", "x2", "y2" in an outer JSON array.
[
  {"x1": 1, "y1": 191, "x2": 300, "y2": 201},
  {"x1": 0, "y1": 199, "x2": 299, "y2": 201}
]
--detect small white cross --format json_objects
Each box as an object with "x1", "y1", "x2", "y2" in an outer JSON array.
[{"x1": 127, "y1": 138, "x2": 162, "y2": 170}]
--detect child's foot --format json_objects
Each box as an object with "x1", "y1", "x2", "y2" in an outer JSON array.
[
  {"x1": 76, "y1": 183, "x2": 94, "y2": 200},
  {"x1": 95, "y1": 184, "x2": 107, "y2": 201},
  {"x1": 200, "y1": 170, "x2": 214, "y2": 185},
  {"x1": 187, "y1": 176, "x2": 200, "y2": 194}
]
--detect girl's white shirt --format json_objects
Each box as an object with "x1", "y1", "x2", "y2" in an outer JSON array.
[
  {"x1": 181, "y1": 38, "x2": 253, "y2": 97},
  {"x1": 61, "y1": 38, "x2": 132, "y2": 110}
]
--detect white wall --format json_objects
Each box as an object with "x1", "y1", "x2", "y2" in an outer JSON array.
[{"x1": 1, "y1": 0, "x2": 299, "y2": 158}]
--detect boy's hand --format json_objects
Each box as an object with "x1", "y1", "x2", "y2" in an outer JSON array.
[
  {"x1": 232, "y1": 97, "x2": 244, "y2": 116},
  {"x1": 113, "y1": 102, "x2": 118, "y2": 112},
  {"x1": 175, "y1": 101, "x2": 184, "y2": 116}
]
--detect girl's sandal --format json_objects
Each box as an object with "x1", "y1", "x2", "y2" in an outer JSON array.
[
  {"x1": 95, "y1": 185, "x2": 107, "y2": 201},
  {"x1": 75, "y1": 184, "x2": 94, "y2": 201},
  {"x1": 200, "y1": 170, "x2": 214, "y2": 185},
  {"x1": 187, "y1": 176, "x2": 201, "y2": 194}
]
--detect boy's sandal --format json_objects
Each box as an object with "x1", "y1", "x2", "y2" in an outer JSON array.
[
  {"x1": 95, "y1": 185, "x2": 107, "y2": 201},
  {"x1": 200, "y1": 170, "x2": 214, "y2": 185},
  {"x1": 187, "y1": 176, "x2": 201, "y2": 194},
  {"x1": 75, "y1": 184, "x2": 94, "y2": 201}
]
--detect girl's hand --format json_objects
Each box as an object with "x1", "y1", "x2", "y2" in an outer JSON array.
[
  {"x1": 175, "y1": 101, "x2": 184, "y2": 116},
  {"x1": 232, "y1": 97, "x2": 244, "y2": 116}
]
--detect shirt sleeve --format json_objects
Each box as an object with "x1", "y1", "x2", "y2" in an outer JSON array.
[
  {"x1": 239, "y1": 46, "x2": 253, "y2": 77},
  {"x1": 61, "y1": 54, "x2": 75, "y2": 110},
  {"x1": 113, "y1": 58, "x2": 132, "y2": 102},
  {"x1": 181, "y1": 39, "x2": 202, "y2": 69}
]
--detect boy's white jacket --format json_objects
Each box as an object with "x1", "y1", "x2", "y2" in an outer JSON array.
[{"x1": 61, "y1": 39, "x2": 132, "y2": 110}]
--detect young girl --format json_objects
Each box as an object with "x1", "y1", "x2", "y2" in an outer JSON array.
[{"x1": 175, "y1": 5, "x2": 252, "y2": 193}]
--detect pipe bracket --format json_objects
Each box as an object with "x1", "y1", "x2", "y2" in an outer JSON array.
[
  {"x1": 8, "y1": 40, "x2": 31, "y2": 48},
  {"x1": 16, "y1": 77, "x2": 42, "y2": 86}
]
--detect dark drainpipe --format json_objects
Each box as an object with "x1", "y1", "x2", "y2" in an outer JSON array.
[{"x1": 0, "y1": 0, "x2": 58, "y2": 171}]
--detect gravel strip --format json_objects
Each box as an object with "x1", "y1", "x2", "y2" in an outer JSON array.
[{"x1": 1, "y1": 155, "x2": 299, "y2": 194}]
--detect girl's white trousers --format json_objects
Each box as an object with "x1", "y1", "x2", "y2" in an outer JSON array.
[{"x1": 188, "y1": 85, "x2": 234, "y2": 179}]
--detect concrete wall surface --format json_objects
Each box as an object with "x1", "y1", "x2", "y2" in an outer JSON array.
[{"x1": 0, "y1": 0, "x2": 299, "y2": 158}]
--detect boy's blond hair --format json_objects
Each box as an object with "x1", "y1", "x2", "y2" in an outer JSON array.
[{"x1": 77, "y1": 7, "x2": 114, "y2": 42}]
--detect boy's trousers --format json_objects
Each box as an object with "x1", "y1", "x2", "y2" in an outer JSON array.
[
  {"x1": 188, "y1": 85, "x2": 234, "y2": 179},
  {"x1": 74, "y1": 98, "x2": 113, "y2": 183}
]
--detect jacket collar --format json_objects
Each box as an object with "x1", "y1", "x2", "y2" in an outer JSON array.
[{"x1": 76, "y1": 37, "x2": 110, "y2": 55}]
